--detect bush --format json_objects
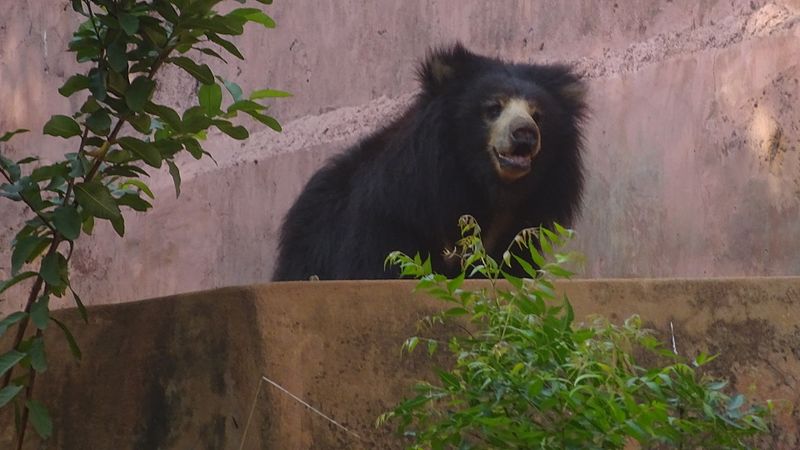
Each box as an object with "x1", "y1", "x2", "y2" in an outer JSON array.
[{"x1": 380, "y1": 216, "x2": 771, "y2": 449}]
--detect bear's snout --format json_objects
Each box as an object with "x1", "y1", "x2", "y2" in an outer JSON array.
[{"x1": 510, "y1": 121, "x2": 540, "y2": 156}]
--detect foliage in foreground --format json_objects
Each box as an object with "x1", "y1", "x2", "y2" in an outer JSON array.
[
  {"x1": 379, "y1": 216, "x2": 771, "y2": 449},
  {"x1": 0, "y1": 0, "x2": 284, "y2": 446}
]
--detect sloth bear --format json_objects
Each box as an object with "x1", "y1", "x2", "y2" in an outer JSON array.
[{"x1": 273, "y1": 43, "x2": 587, "y2": 281}]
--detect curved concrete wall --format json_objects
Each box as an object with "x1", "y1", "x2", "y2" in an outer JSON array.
[
  {"x1": 1, "y1": 278, "x2": 798, "y2": 448},
  {"x1": 1, "y1": 2, "x2": 800, "y2": 311}
]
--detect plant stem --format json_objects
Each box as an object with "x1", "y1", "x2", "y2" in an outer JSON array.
[
  {"x1": 14, "y1": 329, "x2": 44, "y2": 450},
  {"x1": 3, "y1": 19, "x2": 177, "y2": 445},
  {"x1": 1, "y1": 238, "x2": 61, "y2": 390},
  {"x1": 82, "y1": 37, "x2": 173, "y2": 183},
  {"x1": 62, "y1": 126, "x2": 90, "y2": 204}
]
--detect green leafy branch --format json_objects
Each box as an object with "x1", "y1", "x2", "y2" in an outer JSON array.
[
  {"x1": 0, "y1": 0, "x2": 286, "y2": 447},
  {"x1": 380, "y1": 216, "x2": 771, "y2": 449}
]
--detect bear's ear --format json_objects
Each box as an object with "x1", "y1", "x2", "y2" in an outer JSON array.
[
  {"x1": 527, "y1": 65, "x2": 588, "y2": 109},
  {"x1": 418, "y1": 43, "x2": 479, "y2": 96},
  {"x1": 558, "y1": 79, "x2": 587, "y2": 104}
]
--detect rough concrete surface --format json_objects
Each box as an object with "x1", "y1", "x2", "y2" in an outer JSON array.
[
  {"x1": 1, "y1": 2, "x2": 800, "y2": 311},
  {"x1": 1, "y1": 278, "x2": 799, "y2": 449}
]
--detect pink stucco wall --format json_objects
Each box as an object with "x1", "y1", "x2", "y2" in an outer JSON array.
[{"x1": 2, "y1": 1, "x2": 800, "y2": 311}]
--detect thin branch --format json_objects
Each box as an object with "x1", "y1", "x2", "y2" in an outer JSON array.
[
  {"x1": 5, "y1": 7, "x2": 179, "y2": 445},
  {"x1": 14, "y1": 329, "x2": 43, "y2": 450},
  {"x1": 63, "y1": 126, "x2": 90, "y2": 205},
  {"x1": 1, "y1": 238, "x2": 61, "y2": 391},
  {"x1": 83, "y1": 30, "x2": 176, "y2": 183},
  {"x1": 84, "y1": 0, "x2": 106, "y2": 62}
]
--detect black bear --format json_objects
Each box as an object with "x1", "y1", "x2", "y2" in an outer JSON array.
[{"x1": 273, "y1": 43, "x2": 587, "y2": 281}]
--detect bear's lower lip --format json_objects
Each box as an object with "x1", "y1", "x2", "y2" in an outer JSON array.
[{"x1": 492, "y1": 147, "x2": 532, "y2": 173}]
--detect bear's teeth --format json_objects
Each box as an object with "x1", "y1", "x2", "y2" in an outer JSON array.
[{"x1": 499, "y1": 154, "x2": 530, "y2": 167}]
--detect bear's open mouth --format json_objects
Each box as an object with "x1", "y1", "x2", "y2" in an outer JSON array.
[{"x1": 492, "y1": 146, "x2": 533, "y2": 175}]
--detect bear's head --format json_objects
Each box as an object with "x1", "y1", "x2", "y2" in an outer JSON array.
[{"x1": 418, "y1": 44, "x2": 587, "y2": 187}]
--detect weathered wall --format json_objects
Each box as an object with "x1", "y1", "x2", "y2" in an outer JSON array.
[
  {"x1": 2, "y1": 2, "x2": 800, "y2": 311},
  {"x1": 1, "y1": 278, "x2": 798, "y2": 449}
]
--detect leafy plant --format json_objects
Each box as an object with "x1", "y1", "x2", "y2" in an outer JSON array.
[
  {"x1": 379, "y1": 216, "x2": 771, "y2": 449},
  {"x1": 0, "y1": 0, "x2": 286, "y2": 447}
]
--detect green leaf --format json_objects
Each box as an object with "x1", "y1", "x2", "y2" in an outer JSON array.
[
  {"x1": 250, "y1": 88, "x2": 291, "y2": 99},
  {"x1": 207, "y1": 33, "x2": 244, "y2": 59},
  {"x1": 43, "y1": 115, "x2": 81, "y2": 138},
  {"x1": 405, "y1": 336, "x2": 419, "y2": 353},
  {"x1": 108, "y1": 70, "x2": 129, "y2": 96},
  {"x1": 53, "y1": 206, "x2": 82, "y2": 240},
  {"x1": 145, "y1": 102, "x2": 182, "y2": 130},
  {"x1": 40, "y1": 253, "x2": 66, "y2": 289},
  {"x1": 30, "y1": 162, "x2": 68, "y2": 183},
  {"x1": 70, "y1": 287, "x2": 88, "y2": 324},
  {"x1": 107, "y1": 39, "x2": 128, "y2": 73},
  {"x1": 218, "y1": 77, "x2": 243, "y2": 101},
  {"x1": 58, "y1": 75, "x2": 89, "y2": 97},
  {"x1": 118, "y1": 12, "x2": 139, "y2": 35},
  {"x1": 0, "y1": 128, "x2": 28, "y2": 143},
  {"x1": 444, "y1": 307, "x2": 468, "y2": 317},
  {"x1": 0, "y1": 385, "x2": 23, "y2": 408},
  {"x1": 26, "y1": 400, "x2": 53, "y2": 439},
  {"x1": 426, "y1": 340, "x2": 438, "y2": 356},
  {"x1": 79, "y1": 215, "x2": 94, "y2": 237},
  {"x1": 116, "y1": 193, "x2": 152, "y2": 212},
  {"x1": 243, "y1": 109, "x2": 282, "y2": 131},
  {"x1": 182, "y1": 138, "x2": 204, "y2": 159},
  {"x1": 51, "y1": 317, "x2": 81, "y2": 360},
  {"x1": 153, "y1": 2, "x2": 179, "y2": 22},
  {"x1": 11, "y1": 236, "x2": 49, "y2": 275},
  {"x1": 88, "y1": 68, "x2": 107, "y2": 101},
  {"x1": 28, "y1": 337, "x2": 47, "y2": 373},
  {"x1": 227, "y1": 99, "x2": 265, "y2": 113},
  {"x1": 117, "y1": 137, "x2": 162, "y2": 168},
  {"x1": 128, "y1": 113, "x2": 152, "y2": 134},
  {"x1": 110, "y1": 215, "x2": 125, "y2": 237},
  {"x1": 0, "y1": 349, "x2": 25, "y2": 377},
  {"x1": 198, "y1": 83, "x2": 222, "y2": 116},
  {"x1": 170, "y1": 57, "x2": 214, "y2": 84},
  {"x1": 120, "y1": 179, "x2": 155, "y2": 199},
  {"x1": 227, "y1": 8, "x2": 276, "y2": 28},
  {"x1": 154, "y1": 139, "x2": 182, "y2": 158},
  {"x1": 213, "y1": 120, "x2": 249, "y2": 140},
  {"x1": 707, "y1": 380, "x2": 728, "y2": 391},
  {"x1": 86, "y1": 109, "x2": 112, "y2": 136},
  {"x1": 512, "y1": 254, "x2": 538, "y2": 278},
  {"x1": 197, "y1": 47, "x2": 227, "y2": 63},
  {"x1": 126, "y1": 77, "x2": 156, "y2": 112},
  {"x1": 0, "y1": 272, "x2": 37, "y2": 295},
  {"x1": 728, "y1": 394, "x2": 744, "y2": 411},
  {"x1": 181, "y1": 107, "x2": 212, "y2": 133},
  {"x1": 184, "y1": 16, "x2": 243, "y2": 35},
  {"x1": 74, "y1": 182, "x2": 122, "y2": 220},
  {"x1": 0, "y1": 312, "x2": 27, "y2": 338},
  {"x1": 66, "y1": 152, "x2": 90, "y2": 178},
  {"x1": 437, "y1": 370, "x2": 460, "y2": 390},
  {"x1": 167, "y1": 160, "x2": 181, "y2": 198},
  {"x1": 80, "y1": 97, "x2": 101, "y2": 114}
]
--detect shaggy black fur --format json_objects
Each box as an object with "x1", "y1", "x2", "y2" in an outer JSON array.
[{"x1": 273, "y1": 43, "x2": 587, "y2": 281}]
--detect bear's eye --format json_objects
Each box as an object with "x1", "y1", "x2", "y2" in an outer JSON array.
[{"x1": 484, "y1": 102, "x2": 503, "y2": 119}]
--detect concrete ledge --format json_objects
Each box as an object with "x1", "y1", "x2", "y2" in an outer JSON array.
[{"x1": 2, "y1": 278, "x2": 800, "y2": 449}]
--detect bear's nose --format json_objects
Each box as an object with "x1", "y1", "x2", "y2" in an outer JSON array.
[{"x1": 511, "y1": 125, "x2": 539, "y2": 146}]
